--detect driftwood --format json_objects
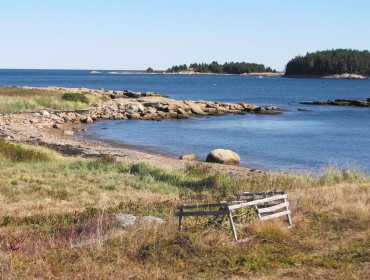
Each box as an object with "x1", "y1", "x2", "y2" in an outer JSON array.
[{"x1": 177, "y1": 191, "x2": 293, "y2": 241}]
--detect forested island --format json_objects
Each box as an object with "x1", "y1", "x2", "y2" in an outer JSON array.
[
  {"x1": 166, "y1": 61, "x2": 276, "y2": 74},
  {"x1": 285, "y1": 49, "x2": 370, "y2": 76}
]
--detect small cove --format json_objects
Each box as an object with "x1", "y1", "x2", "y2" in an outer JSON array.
[{"x1": 1, "y1": 70, "x2": 369, "y2": 172}]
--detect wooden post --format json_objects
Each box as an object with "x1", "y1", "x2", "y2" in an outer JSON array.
[
  {"x1": 284, "y1": 197, "x2": 293, "y2": 226},
  {"x1": 228, "y1": 210, "x2": 238, "y2": 241},
  {"x1": 178, "y1": 209, "x2": 183, "y2": 231}
]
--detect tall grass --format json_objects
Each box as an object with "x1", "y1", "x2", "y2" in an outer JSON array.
[
  {"x1": 0, "y1": 139, "x2": 50, "y2": 162},
  {"x1": 0, "y1": 86, "x2": 91, "y2": 113},
  {"x1": 0, "y1": 142, "x2": 368, "y2": 279}
]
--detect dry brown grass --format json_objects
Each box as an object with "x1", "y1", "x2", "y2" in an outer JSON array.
[{"x1": 0, "y1": 141, "x2": 369, "y2": 279}]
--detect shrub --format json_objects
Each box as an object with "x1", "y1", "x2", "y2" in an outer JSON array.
[
  {"x1": 61, "y1": 93, "x2": 90, "y2": 104},
  {"x1": 0, "y1": 139, "x2": 50, "y2": 162}
]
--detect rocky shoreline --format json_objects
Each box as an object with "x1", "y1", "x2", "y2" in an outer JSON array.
[
  {"x1": 0, "y1": 86, "x2": 284, "y2": 177},
  {"x1": 300, "y1": 98, "x2": 370, "y2": 107},
  {"x1": 284, "y1": 73, "x2": 369, "y2": 79}
]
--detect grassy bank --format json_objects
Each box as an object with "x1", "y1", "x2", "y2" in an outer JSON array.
[
  {"x1": 0, "y1": 86, "x2": 106, "y2": 113},
  {"x1": 0, "y1": 141, "x2": 368, "y2": 279}
]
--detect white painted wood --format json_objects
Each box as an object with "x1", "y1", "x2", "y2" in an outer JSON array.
[
  {"x1": 257, "y1": 202, "x2": 289, "y2": 214},
  {"x1": 260, "y1": 210, "x2": 291, "y2": 221},
  {"x1": 228, "y1": 194, "x2": 287, "y2": 210},
  {"x1": 228, "y1": 211, "x2": 238, "y2": 241}
]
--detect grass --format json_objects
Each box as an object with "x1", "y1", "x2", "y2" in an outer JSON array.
[
  {"x1": 0, "y1": 141, "x2": 369, "y2": 279},
  {"x1": 0, "y1": 86, "x2": 105, "y2": 113},
  {"x1": 0, "y1": 139, "x2": 50, "y2": 162}
]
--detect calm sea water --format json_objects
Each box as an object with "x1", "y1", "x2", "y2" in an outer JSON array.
[{"x1": 1, "y1": 69, "x2": 370, "y2": 172}]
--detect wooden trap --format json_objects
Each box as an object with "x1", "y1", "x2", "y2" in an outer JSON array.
[{"x1": 177, "y1": 190, "x2": 293, "y2": 242}]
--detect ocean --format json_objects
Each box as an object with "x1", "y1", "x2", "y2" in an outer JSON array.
[{"x1": 1, "y1": 69, "x2": 369, "y2": 172}]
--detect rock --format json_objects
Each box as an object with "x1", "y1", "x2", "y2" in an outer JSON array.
[
  {"x1": 127, "y1": 103, "x2": 145, "y2": 113},
  {"x1": 115, "y1": 214, "x2": 137, "y2": 229},
  {"x1": 140, "y1": 216, "x2": 166, "y2": 225},
  {"x1": 184, "y1": 100, "x2": 206, "y2": 115},
  {"x1": 177, "y1": 107, "x2": 189, "y2": 117},
  {"x1": 123, "y1": 91, "x2": 142, "y2": 98},
  {"x1": 114, "y1": 113, "x2": 126, "y2": 120},
  {"x1": 82, "y1": 116, "x2": 94, "y2": 123},
  {"x1": 63, "y1": 130, "x2": 74, "y2": 135},
  {"x1": 127, "y1": 112, "x2": 141, "y2": 120},
  {"x1": 115, "y1": 214, "x2": 165, "y2": 228},
  {"x1": 52, "y1": 123, "x2": 62, "y2": 129},
  {"x1": 143, "y1": 92, "x2": 161, "y2": 97},
  {"x1": 203, "y1": 108, "x2": 217, "y2": 114},
  {"x1": 42, "y1": 110, "x2": 50, "y2": 117},
  {"x1": 63, "y1": 116, "x2": 71, "y2": 122},
  {"x1": 180, "y1": 154, "x2": 196, "y2": 161},
  {"x1": 206, "y1": 149, "x2": 241, "y2": 165},
  {"x1": 254, "y1": 106, "x2": 266, "y2": 112},
  {"x1": 168, "y1": 111, "x2": 178, "y2": 118}
]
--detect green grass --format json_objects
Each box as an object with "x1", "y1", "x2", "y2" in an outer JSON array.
[
  {"x1": 0, "y1": 141, "x2": 369, "y2": 279},
  {"x1": 0, "y1": 139, "x2": 50, "y2": 162}
]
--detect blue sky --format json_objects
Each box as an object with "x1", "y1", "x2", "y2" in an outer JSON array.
[{"x1": 0, "y1": 0, "x2": 369, "y2": 70}]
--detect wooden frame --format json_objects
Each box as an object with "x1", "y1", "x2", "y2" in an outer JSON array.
[{"x1": 177, "y1": 191, "x2": 293, "y2": 241}]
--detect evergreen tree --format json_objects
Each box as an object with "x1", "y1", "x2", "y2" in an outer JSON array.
[{"x1": 285, "y1": 49, "x2": 370, "y2": 75}]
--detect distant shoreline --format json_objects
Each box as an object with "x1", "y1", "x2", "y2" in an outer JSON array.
[
  {"x1": 90, "y1": 70, "x2": 369, "y2": 79},
  {"x1": 91, "y1": 70, "x2": 284, "y2": 77}
]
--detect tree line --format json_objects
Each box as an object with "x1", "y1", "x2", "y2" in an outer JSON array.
[
  {"x1": 285, "y1": 49, "x2": 370, "y2": 75},
  {"x1": 166, "y1": 61, "x2": 276, "y2": 74}
]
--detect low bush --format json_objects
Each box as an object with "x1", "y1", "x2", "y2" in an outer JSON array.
[{"x1": 61, "y1": 92, "x2": 90, "y2": 104}]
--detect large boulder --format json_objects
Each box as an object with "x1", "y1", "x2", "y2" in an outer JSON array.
[{"x1": 206, "y1": 149, "x2": 240, "y2": 165}]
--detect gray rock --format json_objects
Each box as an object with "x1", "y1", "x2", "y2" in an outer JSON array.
[
  {"x1": 42, "y1": 110, "x2": 50, "y2": 117},
  {"x1": 140, "y1": 216, "x2": 166, "y2": 225},
  {"x1": 115, "y1": 214, "x2": 137, "y2": 228}
]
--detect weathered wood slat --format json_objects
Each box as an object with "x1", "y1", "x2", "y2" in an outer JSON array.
[
  {"x1": 236, "y1": 191, "x2": 285, "y2": 198},
  {"x1": 260, "y1": 210, "x2": 291, "y2": 221},
  {"x1": 228, "y1": 194, "x2": 287, "y2": 210},
  {"x1": 178, "y1": 210, "x2": 230, "y2": 217},
  {"x1": 177, "y1": 202, "x2": 228, "y2": 209},
  {"x1": 257, "y1": 202, "x2": 289, "y2": 214},
  {"x1": 228, "y1": 211, "x2": 238, "y2": 241}
]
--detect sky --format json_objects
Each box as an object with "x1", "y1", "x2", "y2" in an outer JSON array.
[{"x1": 0, "y1": 0, "x2": 369, "y2": 71}]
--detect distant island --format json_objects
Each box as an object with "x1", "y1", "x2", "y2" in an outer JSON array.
[
  {"x1": 285, "y1": 49, "x2": 370, "y2": 78},
  {"x1": 166, "y1": 61, "x2": 277, "y2": 75}
]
